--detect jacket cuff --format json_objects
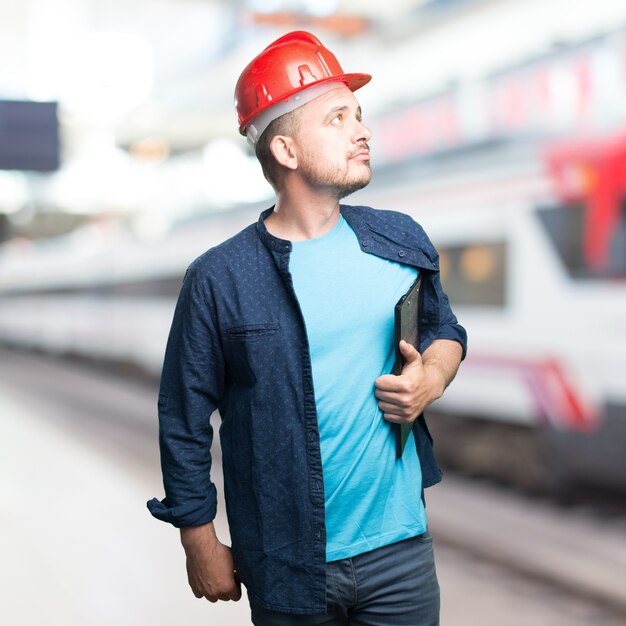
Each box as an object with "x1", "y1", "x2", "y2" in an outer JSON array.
[
  {"x1": 435, "y1": 325, "x2": 468, "y2": 360},
  {"x1": 147, "y1": 486, "x2": 218, "y2": 528}
]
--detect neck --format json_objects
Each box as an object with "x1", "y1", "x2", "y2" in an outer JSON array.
[{"x1": 265, "y1": 185, "x2": 341, "y2": 241}]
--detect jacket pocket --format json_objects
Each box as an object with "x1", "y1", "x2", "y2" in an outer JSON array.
[
  {"x1": 226, "y1": 323, "x2": 279, "y2": 341},
  {"x1": 224, "y1": 323, "x2": 280, "y2": 387}
]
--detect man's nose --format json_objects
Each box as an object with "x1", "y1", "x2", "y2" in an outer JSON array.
[{"x1": 354, "y1": 119, "x2": 372, "y2": 143}]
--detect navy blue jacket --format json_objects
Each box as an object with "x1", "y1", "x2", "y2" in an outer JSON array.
[{"x1": 148, "y1": 204, "x2": 467, "y2": 614}]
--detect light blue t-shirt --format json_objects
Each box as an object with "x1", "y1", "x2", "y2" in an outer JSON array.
[{"x1": 289, "y1": 215, "x2": 427, "y2": 562}]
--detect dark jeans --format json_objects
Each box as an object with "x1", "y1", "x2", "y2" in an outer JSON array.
[{"x1": 249, "y1": 533, "x2": 440, "y2": 625}]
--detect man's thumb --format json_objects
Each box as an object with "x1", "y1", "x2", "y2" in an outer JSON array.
[{"x1": 399, "y1": 340, "x2": 422, "y2": 366}]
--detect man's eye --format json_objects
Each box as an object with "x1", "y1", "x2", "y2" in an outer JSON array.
[{"x1": 331, "y1": 114, "x2": 342, "y2": 124}]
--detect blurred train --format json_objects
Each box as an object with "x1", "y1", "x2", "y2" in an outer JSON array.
[
  {"x1": 1, "y1": 132, "x2": 625, "y2": 497},
  {"x1": 366, "y1": 134, "x2": 626, "y2": 496}
]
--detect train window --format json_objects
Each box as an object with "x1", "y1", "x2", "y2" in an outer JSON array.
[
  {"x1": 611, "y1": 200, "x2": 626, "y2": 274},
  {"x1": 536, "y1": 201, "x2": 626, "y2": 279},
  {"x1": 438, "y1": 241, "x2": 507, "y2": 307}
]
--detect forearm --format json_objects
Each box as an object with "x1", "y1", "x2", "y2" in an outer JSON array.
[
  {"x1": 180, "y1": 521, "x2": 219, "y2": 552},
  {"x1": 421, "y1": 339, "x2": 463, "y2": 405}
]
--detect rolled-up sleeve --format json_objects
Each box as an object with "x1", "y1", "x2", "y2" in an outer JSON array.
[
  {"x1": 432, "y1": 269, "x2": 467, "y2": 359},
  {"x1": 147, "y1": 261, "x2": 225, "y2": 528}
]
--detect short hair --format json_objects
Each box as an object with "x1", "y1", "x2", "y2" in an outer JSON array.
[{"x1": 254, "y1": 108, "x2": 302, "y2": 189}]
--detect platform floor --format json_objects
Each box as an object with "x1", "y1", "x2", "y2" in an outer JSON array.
[{"x1": 0, "y1": 382, "x2": 251, "y2": 625}]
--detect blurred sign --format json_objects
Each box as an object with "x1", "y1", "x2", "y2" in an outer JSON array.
[
  {"x1": 0, "y1": 100, "x2": 60, "y2": 172},
  {"x1": 374, "y1": 29, "x2": 626, "y2": 163},
  {"x1": 245, "y1": 11, "x2": 370, "y2": 36}
]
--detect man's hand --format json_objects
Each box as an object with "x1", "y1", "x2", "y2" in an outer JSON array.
[
  {"x1": 376, "y1": 338, "x2": 463, "y2": 424},
  {"x1": 180, "y1": 523, "x2": 242, "y2": 603}
]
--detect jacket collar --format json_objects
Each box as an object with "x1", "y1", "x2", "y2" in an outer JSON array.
[
  {"x1": 256, "y1": 206, "x2": 293, "y2": 254},
  {"x1": 256, "y1": 205, "x2": 356, "y2": 252},
  {"x1": 255, "y1": 204, "x2": 437, "y2": 272}
]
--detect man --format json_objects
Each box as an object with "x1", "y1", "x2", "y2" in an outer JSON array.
[{"x1": 148, "y1": 31, "x2": 466, "y2": 625}]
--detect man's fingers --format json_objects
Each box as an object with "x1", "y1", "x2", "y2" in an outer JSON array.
[
  {"x1": 381, "y1": 407, "x2": 414, "y2": 423},
  {"x1": 203, "y1": 590, "x2": 239, "y2": 603},
  {"x1": 375, "y1": 374, "x2": 416, "y2": 393},
  {"x1": 225, "y1": 578, "x2": 242, "y2": 602},
  {"x1": 375, "y1": 385, "x2": 410, "y2": 401},
  {"x1": 378, "y1": 399, "x2": 403, "y2": 412},
  {"x1": 382, "y1": 413, "x2": 409, "y2": 424},
  {"x1": 375, "y1": 374, "x2": 398, "y2": 392},
  {"x1": 375, "y1": 379, "x2": 414, "y2": 399},
  {"x1": 205, "y1": 577, "x2": 242, "y2": 603},
  {"x1": 192, "y1": 574, "x2": 241, "y2": 603},
  {"x1": 379, "y1": 403, "x2": 415, "y2": 422}
]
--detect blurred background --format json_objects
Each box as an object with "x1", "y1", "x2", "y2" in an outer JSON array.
[{"x1": 1, "y1": 0, "x2": 626, "y2": 624}]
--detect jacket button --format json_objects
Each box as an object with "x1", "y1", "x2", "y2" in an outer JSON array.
[
  {"x1": 398, "y1": 250, "x2": 406, "y2": 257},
  {"x1": 362, "y1": 240, "x2": 369, "y2": 247}
]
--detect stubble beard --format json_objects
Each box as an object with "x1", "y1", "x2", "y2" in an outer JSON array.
[{"x1": 300, "y1": 152, "x2": 372, "y2": 200}]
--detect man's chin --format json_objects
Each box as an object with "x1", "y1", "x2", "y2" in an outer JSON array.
[{"x1": 336, "y1": 175, "x2": 371, "y2": 200}]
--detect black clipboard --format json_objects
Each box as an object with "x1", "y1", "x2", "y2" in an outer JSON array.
[{"x1": 393, "y1": 275, "x2": 422, "y2": 458}]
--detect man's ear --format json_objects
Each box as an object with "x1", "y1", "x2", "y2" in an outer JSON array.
[{"x1": 270, "y1": 135, "x2": 298, "y2": 171}]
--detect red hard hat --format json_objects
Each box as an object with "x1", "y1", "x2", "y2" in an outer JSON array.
[{"x1": 235, "y1": 31, "x2": 371, "y2": 140}]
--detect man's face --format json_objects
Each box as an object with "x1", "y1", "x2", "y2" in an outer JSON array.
[{"x1": 291, "y1": 85, "x2": 372, "y2": 199}]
